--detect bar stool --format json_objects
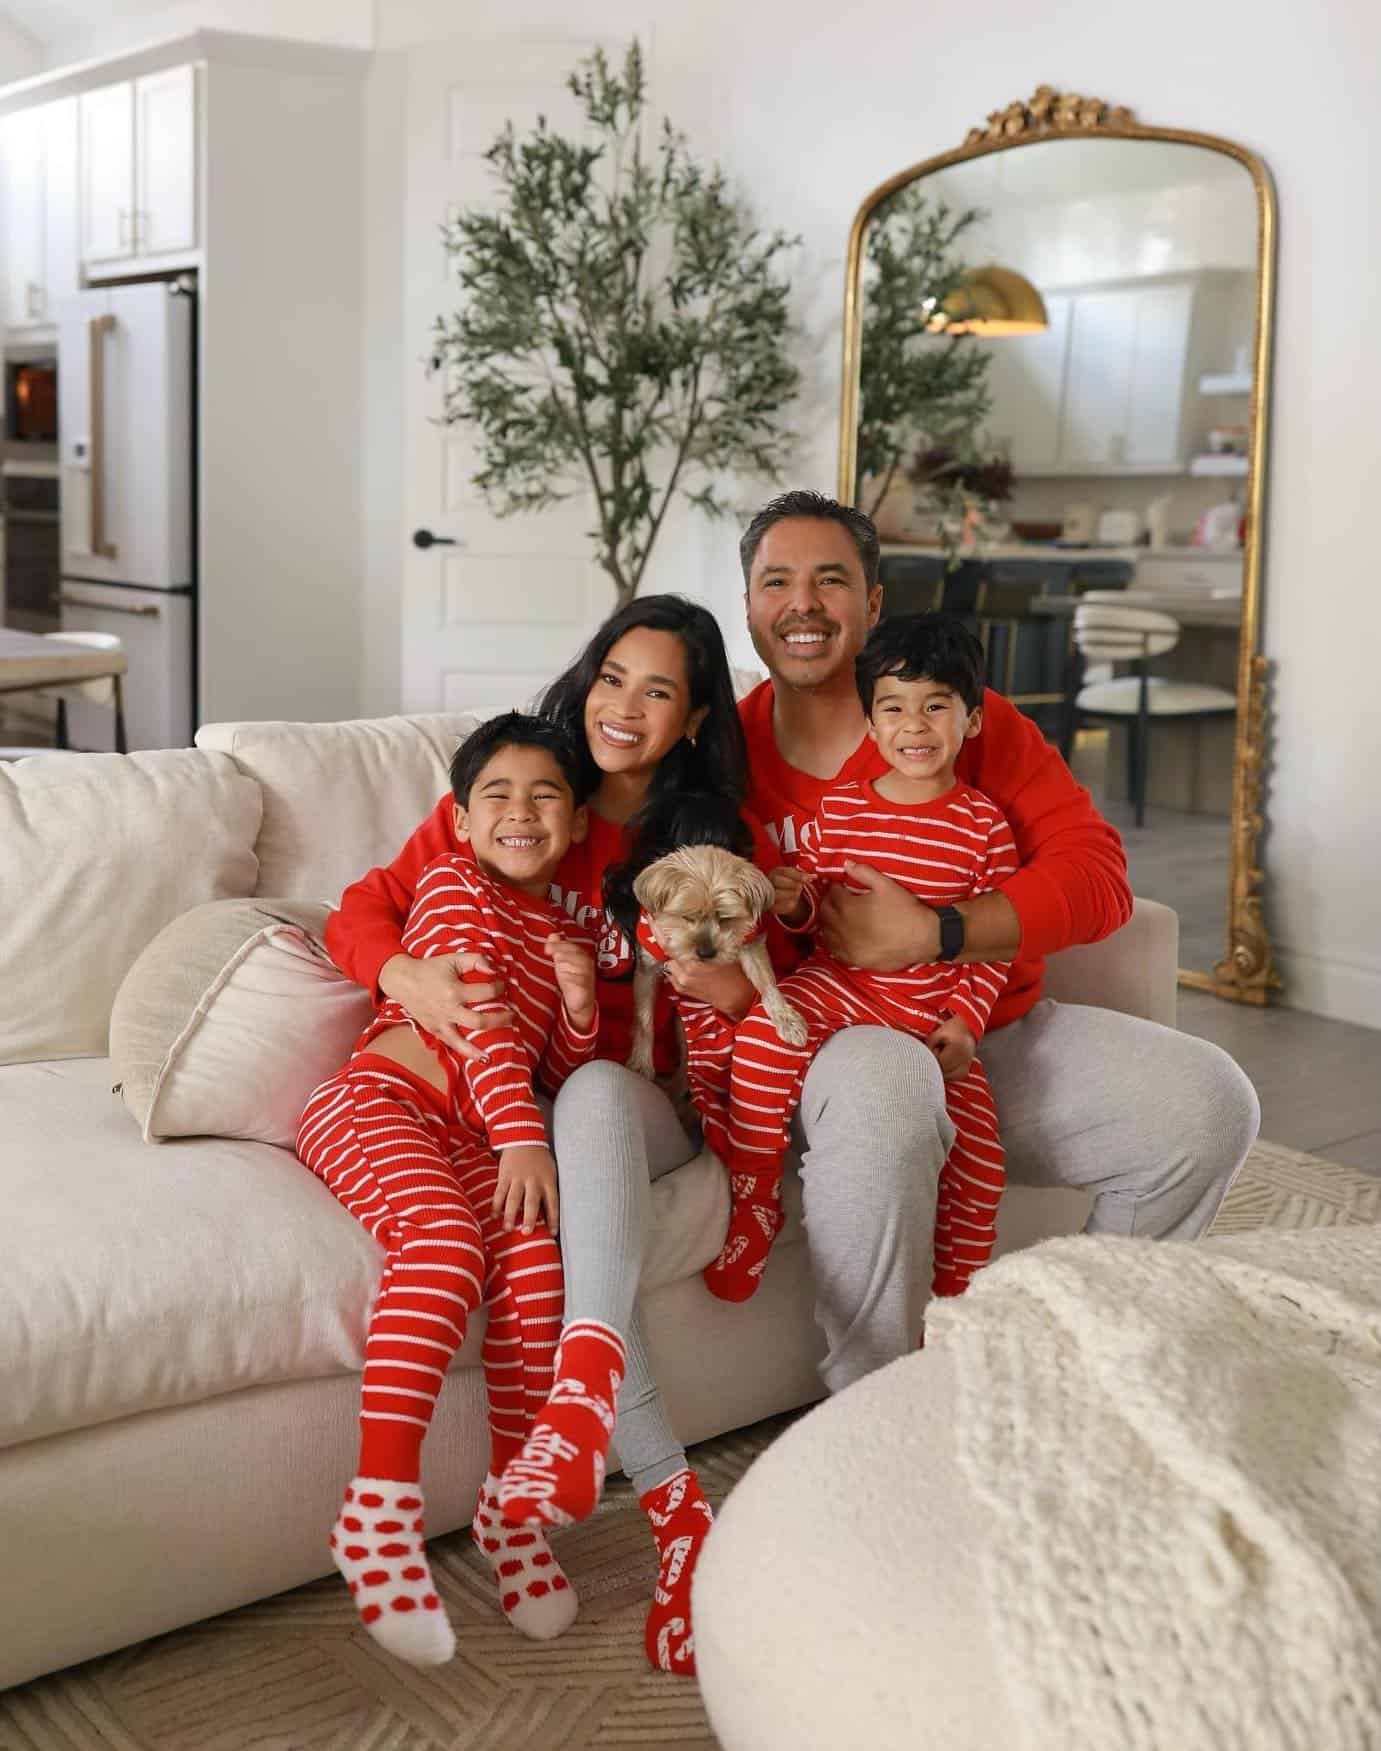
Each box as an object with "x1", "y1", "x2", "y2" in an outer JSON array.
[{"x1": 1061, "y1": 595, "x2": 1236, "y2": 828}]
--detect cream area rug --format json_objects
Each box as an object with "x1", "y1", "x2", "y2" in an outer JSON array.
[{"x1": 2, "y1": 1141, "x2": 1377, "y2": 1751}]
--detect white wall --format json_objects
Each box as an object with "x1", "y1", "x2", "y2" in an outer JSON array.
[
  {"x1": 0, "y1": 14, "x2": 42, "y2": 83},
  {"x1": 29, "y1": 0, "x2": 370, "y2": 65}
]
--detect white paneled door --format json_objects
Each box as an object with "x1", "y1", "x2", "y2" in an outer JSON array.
[{"x1": 403, "y1": 38, "x2": 618, "y2": 716}]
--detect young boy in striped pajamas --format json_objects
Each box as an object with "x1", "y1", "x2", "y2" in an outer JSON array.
[
  {"x1": 296, "y1": 714, "x2": 600, "y2": 1666},
  {"x1": 704, "y1": 613, "x2": 1019, "y2": 1304}
]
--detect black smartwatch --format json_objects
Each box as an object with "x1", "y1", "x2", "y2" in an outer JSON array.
[{"x1": 935, "y1": 904, "x2": 965, "y2": 962}]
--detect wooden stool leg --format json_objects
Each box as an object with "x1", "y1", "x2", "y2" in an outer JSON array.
[
  {"x1": 113, "y1": 674, "x2": 128, "y2": 754},
  {"x1": 55, "y1": 696, "x2": 69, "y2": 750}
]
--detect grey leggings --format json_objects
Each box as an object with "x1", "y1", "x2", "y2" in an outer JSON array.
[
  {"x1": 551, "y1": 1002, "x2": 1260, "y2": 1494},
  {"x1": 551, "y1": 1027, "x2": 948, "y2": 1494}
]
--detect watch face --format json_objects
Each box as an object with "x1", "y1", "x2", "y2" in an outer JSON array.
[{"x1": 939, "y1": 907, "x2": 964, "y2": 960}]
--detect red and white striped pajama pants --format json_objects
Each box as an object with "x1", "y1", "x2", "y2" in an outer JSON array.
[
  {"x1": 296, "y1": 1052, "x2": 564, "y2": 1482},
  {"x1": 725, "y1": 963, "x2": 1006, "y2": 1298}
]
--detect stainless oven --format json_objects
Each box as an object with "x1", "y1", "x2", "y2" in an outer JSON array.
[{"x1": 2, "y1": 462, "x2": 60, "y2": 632}]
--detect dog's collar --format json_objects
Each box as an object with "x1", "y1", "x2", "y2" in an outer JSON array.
[{"x1": 636, "y1": 909, "x2": 763, "y2": 964}]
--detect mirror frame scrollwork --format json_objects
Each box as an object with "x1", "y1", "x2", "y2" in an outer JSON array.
[{"x1": 837, "y1": 87, "x2": 1280, "y2": 1004}]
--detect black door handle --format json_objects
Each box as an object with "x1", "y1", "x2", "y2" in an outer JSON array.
[{"x1": 412, "y1": 528, "x2": 459, "y2": 549}]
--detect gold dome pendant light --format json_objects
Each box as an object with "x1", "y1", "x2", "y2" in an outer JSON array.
[{"x1": 927, "y1": 265, "x2": 1049, "y2": 335}]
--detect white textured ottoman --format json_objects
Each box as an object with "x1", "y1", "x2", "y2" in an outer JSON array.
[
  {"x1": 693, "y1": 1345, "x2": 1018, "y2": 1749},
  {"x1": 697, "y1": 1225, "x2": 1381, "y2": 1751}
]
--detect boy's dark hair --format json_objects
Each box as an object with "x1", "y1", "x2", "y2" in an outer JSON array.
[
  {"x1": 855, "y1": 612, "x2": 986, "y2": 714},
  {"x1": 449, "y1": 711, "x2": 590, "y2": 806},
  {"x1": 739, "y1": 489, "x2": 881, "y2": 588}
]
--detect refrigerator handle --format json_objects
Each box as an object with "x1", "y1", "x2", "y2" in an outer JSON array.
[
  {"x1": 88, "y1": 314, "x2": 118, "y2": 563},
  {"x1": 60, "y1": 591, "x2": 162, "y2": 618}
]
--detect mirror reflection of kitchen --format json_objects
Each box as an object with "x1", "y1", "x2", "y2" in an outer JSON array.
[{"x1": 855, "y1": 137, "x2": 1257, "y2": 978}]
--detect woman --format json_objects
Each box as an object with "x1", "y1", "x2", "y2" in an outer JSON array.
[{"x1": 326, "y1": 595, "x2": 766, "y2": 1676}]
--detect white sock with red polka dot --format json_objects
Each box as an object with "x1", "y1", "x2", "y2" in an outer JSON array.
[
  {"x1": 472, "y1": 1473, "x2": 579, "y2": 1640},
  {"x1": 330, "y1": 1477, "x2": 455, "y2": 1666}
]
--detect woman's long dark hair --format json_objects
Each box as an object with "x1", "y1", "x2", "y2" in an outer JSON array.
[{"x1": 539, "y1": 595, "x2": 751, "y2": 954}]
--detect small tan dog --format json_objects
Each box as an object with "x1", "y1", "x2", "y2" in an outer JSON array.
[{"x1": 627, "y1": 844, "x2": 808, "y2": 1078}]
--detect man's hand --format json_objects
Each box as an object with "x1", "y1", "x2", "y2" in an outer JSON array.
[
  {"x1": 665, "y1": 956, "x2": 756, "y2": 1020},
  {"x1": 494, "y1": 1143, "x2": 559, "y2": 1235},
  {"x1": 546, "y1": 934, "x2": 596, "y2": 1032},
  {"x1": 377, "y1": 951, "x2": 515, "y2": 1060},
  {"x1": 769, "y1": 864, "x2": 812, "y2": 927},
  {"x1": 817, "y1": 861, "x2": 936, "y2": 971},
  {"x1": 927, "y1": 1014, "x2": 977, "y2": 1081}
]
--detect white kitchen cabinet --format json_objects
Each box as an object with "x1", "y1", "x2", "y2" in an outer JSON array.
[
  {"x1": 980, "y1": 292, "x2": 1071, "y2": 470},
  {"x1": 134, "y1": 67, "x2": 196, "y2": 255},
  {"x1": 78, "y1": 80, "x2": 134, "y2": 266},
  {"x1": 79, "y1": 66, "x2": 196, "y2": 271},
  {"x1": 0, "y1": 98, "x2": 78, "y2": 328},
  {"x1": 984, "y1": 272, "x2": 1245, "y2": 477}
]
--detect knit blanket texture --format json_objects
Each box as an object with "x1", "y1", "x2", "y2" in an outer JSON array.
[{"x1": 927, "y1": 1224, "x2": 1381, "y2": 1750}]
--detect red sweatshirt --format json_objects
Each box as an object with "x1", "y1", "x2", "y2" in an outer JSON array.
[{"x1": 737, "y1": 680, "x2": 1132, "y2": 1031}]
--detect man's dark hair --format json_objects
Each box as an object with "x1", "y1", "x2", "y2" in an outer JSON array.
[
  {"x1": 739, "y1": 489, "x2": 881, "y2": 588},
  {"x1": 449, "y1": 711, "x2": 589, "y2": 806},
  {"x1": 854, "y1": 612, "x2": 986, "y2": 714}
]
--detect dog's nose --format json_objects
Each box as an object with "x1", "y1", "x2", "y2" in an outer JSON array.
[{"x1": 695, "y1": 944, "x2": 717, "y2": 961}]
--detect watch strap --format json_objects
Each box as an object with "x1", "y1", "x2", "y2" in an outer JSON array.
[{"x1": 935, "y1": 904, "x2": 964, "y2": 962}]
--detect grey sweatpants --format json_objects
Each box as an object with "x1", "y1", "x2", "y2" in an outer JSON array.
[{"x1": 550, "y1": 1000, "x2": 1260, "y2": 1494}]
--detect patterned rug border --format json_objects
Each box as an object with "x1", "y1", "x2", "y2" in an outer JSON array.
[{"x1": 2, "y1": 1140, "x2": 1376, "y2": 1750}]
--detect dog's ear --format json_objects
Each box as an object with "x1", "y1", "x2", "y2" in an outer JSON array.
[
  {"x1": 634, "y1": 856, "x2": 680, "y2": 915},
  {"x1": 735, "y1": 860, "x2": 777, "y2": 920}
]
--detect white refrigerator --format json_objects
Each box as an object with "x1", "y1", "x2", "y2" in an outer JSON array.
[{"x1": 57, "y1": 279, "x2": 194, "y2": 749}]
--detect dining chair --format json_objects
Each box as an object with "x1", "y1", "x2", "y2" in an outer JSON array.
[
  {"x1": 1061, "y1": 595, "x2": 1236, "y2": 828},
  {"x1": 46, "y1": 632, "x2": 128, "y2": 754}
]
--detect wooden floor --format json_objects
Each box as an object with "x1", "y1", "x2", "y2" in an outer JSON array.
[{"x1": 1178, "y1": 988, "x2": 1381, "y2": 1175}]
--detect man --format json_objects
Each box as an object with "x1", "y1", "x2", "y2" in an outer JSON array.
[{"x1": 721, "y1": 488, "x2": 1259, "y2": 1386}]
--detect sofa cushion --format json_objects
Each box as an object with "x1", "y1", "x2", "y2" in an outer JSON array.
[
  {"x1": 109, "y1": 899, "x2": 374, "y2": 1146},
  {"x1": 195, "y1": 713, "x2": 480, "y2": 905},
  {"x1": 0, "y1": 750, "x2": 262, "y2": 1065},
  {"x1": 0, "y1": 1057, "x2": 753, "y2": 1453}
]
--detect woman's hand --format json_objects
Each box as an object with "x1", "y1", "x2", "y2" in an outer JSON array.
[
  {"x1": 666, "y1": 956, "x2": 756, "y2": 1020},
  {"x1": 377, "y1": 951, "x2": 515, "y2": 1059},
  {"x1": 494, "y1": 1144, "x2": 560, "y2": 1235},
  {"x1": 546, "y1": 934, "x2": 596, "y2": 1032}
]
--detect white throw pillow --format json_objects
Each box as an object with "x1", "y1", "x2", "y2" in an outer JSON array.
[
  {"x1": 0, "y1": 749, "x2": 262, "y2": 1065},
  {"x1": 195, "y1": 712, "x2": 481, "y2": 904},
  {"x1": 109, "y1": 898, "x2": 374, "y2": 1146}
]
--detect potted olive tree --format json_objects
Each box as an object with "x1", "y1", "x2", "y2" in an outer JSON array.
[{"x1": 431, "y1": 41, "x2": 801, "y2": 608}]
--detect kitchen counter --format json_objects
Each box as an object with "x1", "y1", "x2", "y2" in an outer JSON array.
[
  {"x1": 880, "y1": 541, "x2": 1243, "y2": 564},
  {"x1": 1031, "y1": 591, "x2": 1241, "y2": 628}
]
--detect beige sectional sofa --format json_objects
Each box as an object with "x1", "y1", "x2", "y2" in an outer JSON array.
[{"x1": 0, "y1": 711, "x2": 1179, "y2": 1692}]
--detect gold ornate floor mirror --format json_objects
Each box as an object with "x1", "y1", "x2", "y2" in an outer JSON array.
[{"x1": 837, "y1": 87, "x2": 1279, "y2": 1002}]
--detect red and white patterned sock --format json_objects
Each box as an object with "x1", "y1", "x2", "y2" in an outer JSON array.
[
  {"x1": 640, "y1": 1468, "x2": 714, "y2": 1675},
  {"x1": 496, "y1": 1319, "x2": 626, "y2": 1527},
  {"x1": 702, "y1": 1172, "x2": 785, "y2": 1303},
  {"x1": 472, "y1": 1474, "x2": 578, "y2": 1640},
  {"x1": 330, "y1": 1477, "x2": 455, "y2": 1666}
]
